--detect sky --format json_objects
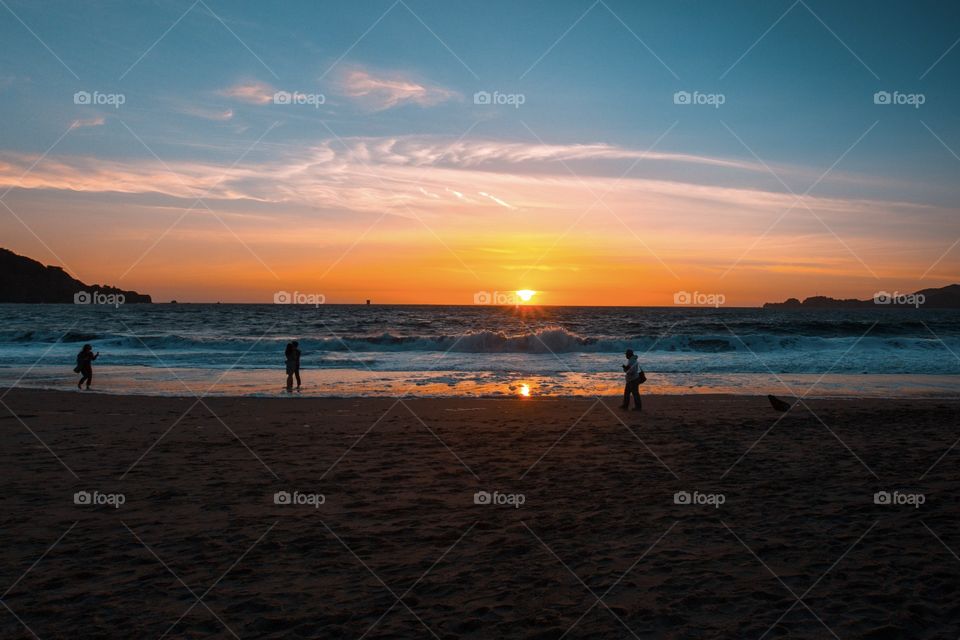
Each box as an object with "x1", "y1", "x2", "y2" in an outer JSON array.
[{"x1": 1, "y1": 0, "x2": 959, "y2": 305}]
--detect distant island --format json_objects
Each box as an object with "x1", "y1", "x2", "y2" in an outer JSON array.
[
  {"x1": 764, "y1": 284, "x2": 960, "y2": 309},
  {"x1": 0, "y1": 248, "x2": 151, "y2": 303}
]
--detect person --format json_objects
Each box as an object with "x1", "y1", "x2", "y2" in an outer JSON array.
[
  {"x1": 620, "y1": 349, "x2": 643, "y2": 411},
  {"x1": 74, "y1": 344, "x2": 99, "y2": 390},
  {"x1": 285, "y1": 340, "x2": 302, "y2": 391}
]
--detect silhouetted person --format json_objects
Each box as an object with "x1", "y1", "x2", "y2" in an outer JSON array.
[
  {"x1": 620, "y1": 349, "x2": 643, "y2": 410},
  {"x1": 75, "y1": 344, "x2": 99, "y2": 390},
  {"x1": 285, "y1": 340, "x2": 301, "y2": 391}
]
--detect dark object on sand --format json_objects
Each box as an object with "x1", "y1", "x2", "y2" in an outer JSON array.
[{"x1": 767, "y1": 394, "x2": 793, "y2": 412}]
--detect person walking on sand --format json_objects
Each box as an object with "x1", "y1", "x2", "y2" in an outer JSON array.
[
  {"x1": 620, "y1": 349, "x2": 644, "y2": 411},
  {"x1": 74, "y1": 344, "x2": 99, "y2": 390},
  {"x1": 285, "y1": 340, "x2": 302, "y2": 391}
]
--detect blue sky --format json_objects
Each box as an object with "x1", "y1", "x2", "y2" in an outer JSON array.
[{"x1": 1, "y1": 0, "x2": 959, "y2": 303}]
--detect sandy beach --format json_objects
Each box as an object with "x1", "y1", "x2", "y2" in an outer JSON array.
[{"x1": 1, "y1": 388, "x2": 959, "y2": 638}]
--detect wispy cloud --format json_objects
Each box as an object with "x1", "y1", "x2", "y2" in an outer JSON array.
[
  {"x1": 446, "y1": 187, "x2": 471, "y2": 202},
  {"x1": 479, "y1": 191, "x2": 516, "y2": 209},
  {"x1": 0, "y1": 136, "x2": 942, "y2": 236},
  {"x1": 323, "y1": 136, "x2": 769, "y2": 172},
  {"x1": 70, "y1": 117, "x2": 105, "y2": 130},
  {"x1": 218, "y1": 81, "x2": 275, "y2": 105},
  {"x1": 337, "y1": 67, "x2": 458, "y2": 111}
]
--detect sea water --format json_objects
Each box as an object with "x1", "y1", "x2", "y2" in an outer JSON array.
[{"x1": 1, "y1": 303, "x2": 958, "y2": 397}]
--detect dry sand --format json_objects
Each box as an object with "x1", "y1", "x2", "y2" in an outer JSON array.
[{"x1": 1, "y1": 388, "x2": 959, "y2": 638}]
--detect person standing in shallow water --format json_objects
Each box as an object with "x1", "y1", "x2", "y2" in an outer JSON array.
[
  {"x1": 285, "y1": 341, "x2": 302, "y2": 391},
  {"x1": 620, "y1": 349, "x2": 643, "y2": 411},
  {"x1": 75, "y1": 344, "x2": 99, "y2": 390}
]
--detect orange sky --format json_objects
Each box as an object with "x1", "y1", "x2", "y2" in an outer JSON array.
[
  {"x1": 1, "y1": 119, "x2": 956, "y2": 306},
  {"x1": 3, "y1": 173, "x2": 951, "y2": 305}
]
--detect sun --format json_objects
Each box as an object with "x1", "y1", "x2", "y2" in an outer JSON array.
[{"x1": 516, "y1": 289, "x2": 536, "y2": 303}]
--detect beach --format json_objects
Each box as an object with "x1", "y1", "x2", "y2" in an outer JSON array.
[
  {"x1": 4, "y1": 0, "x2": 960, "y2": 637},
  {"x1": 2, "y1": 388, "x2": 959, "y2": 638}
]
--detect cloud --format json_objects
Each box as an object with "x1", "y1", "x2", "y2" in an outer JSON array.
[
  {"x1": 0, "y1": 153, "x2": 251, "y2": 200},
  {"x1": 218, "y1": 81, "x2": 275, "y2": 105},
  {"x1": 70, "y1": 117, "x2": 105, "y2": 130},
  {"x1": 446, "y1": 188, "x2": 471, "y2": 202},
  {"x1": 0, "y1": 135, "x2": 943, "y2": 245},
  {"x1": 337, "y1": 67, "x2": 458, "y2": 111},
  {"x1": 479, "y1": 191, "x2": 516, "y2": 210},
  {"x1": 321, "y1": 136, "x2": 768, "y2": 172}
]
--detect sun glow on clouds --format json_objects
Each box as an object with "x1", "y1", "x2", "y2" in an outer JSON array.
[
  {"x1": 70, "y1": 117, "x2": 105, "y2": 130},
  {"x1": 216, "y1": 66, "x2": 458, "y2": 113},
  {"x1": 479, "y1": 191, "x2": 515, "y2": 209},
  {"x1": 0, "y1": 136, "x2": 929, "y2": 226},
  {"x1": 218, "y1": 81, "x2": 275, "y2": 105},
  {"x1": 337, "y1": 67, "x2": 459, "y2": 111},
  {"x1": 0, "y1": 133, "x2": 952, "y2": 303}
]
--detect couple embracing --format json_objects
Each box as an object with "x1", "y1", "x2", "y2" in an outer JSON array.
[{"x1": 620, "y1": 349, "x2": 645, "y2": 411}]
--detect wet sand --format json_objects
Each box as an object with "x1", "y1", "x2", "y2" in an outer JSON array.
[{"x1": 1, "y1": 388, "x2": 959, "y2": 638}]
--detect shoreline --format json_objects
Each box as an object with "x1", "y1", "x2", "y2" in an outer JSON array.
[
  {"x1": 5, "y1": 387, "x2": 960, "y2": 403},
  {"x1": 3, "y1": 366, "x2": 959, "y2": 399}
]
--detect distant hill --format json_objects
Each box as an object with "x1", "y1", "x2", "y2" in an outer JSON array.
[
  {"x1": 0, "y1": 248, "x2": 151, "y2": 303},
  {"x1": 763, "y1": 284, "x2": 960, "y2": 309}
]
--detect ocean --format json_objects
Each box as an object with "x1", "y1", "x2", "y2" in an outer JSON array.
[{"x1": 1, "y1": 303, "x2": 959, "y2": 397}]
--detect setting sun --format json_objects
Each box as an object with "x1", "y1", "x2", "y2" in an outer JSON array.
[{"x1": 516, "y1": 290, "x2": 536, "y2": 303}]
